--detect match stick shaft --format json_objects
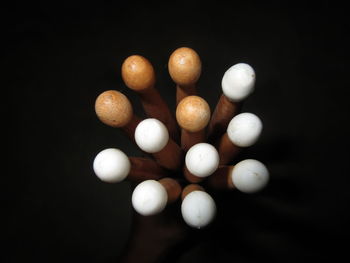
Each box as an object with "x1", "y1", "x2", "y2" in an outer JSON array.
[
  {"x1": 217, "y1": 133, "x2": 241, "y2": 165},
  {"x1": 121, "y1": 115, "x2": 142, "y2": 142},
  {"x1": 138, "y1": 87, "x2": 180, "y2": 142},
  {"x1": 207, "y1": 95, "x2": 241, "y2": 143},
  {"x1": 183, "y1": 166, "x2": 203, "y2": 183},
  {"x1": 181, "y1": 184, "x2": 204, "y2": 200},
  {"x1": 206, "y1": 166, "x2": 235, "y2": 190},
  {"x1": 159, "y1": 178, "x2": 182, "y2": 203},
  {"x1": 181, "y1": 129, "x2": 206, "y2": 152},
  {"x1": 128, "y1": 157, "x2": 168, "y2": 182},
  {"x1": 152, "y1": 139, "x2": 183, "y2": 171},
  {"x1": 176, "y1": 84, "x2": 197, "y2": 105}
]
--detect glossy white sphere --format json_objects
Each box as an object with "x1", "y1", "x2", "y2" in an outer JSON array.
[
  {"x1": 135, "y1": 118, "x2": 169, "y2": 153},
  {"x1": 185, "y1": 143, "x2": 219, "y2": 177},
  {"x1": 222, "y1": 63, "x2": 255, "y2": 102},
  {"x1": 181, "y1": 190, "x2": 216, "y2": 229},
  {"x1": 231, "y1": 159, "x2": 269, "y2": 193},
  {"x1": 132, "y1": 180, "x2": 168, "y2": 216},
  {"x1": 93, "y1": 148, "x2": 130, "y2": 183},
  {"x1": 227, "y1": 112, "x2": 262, "y2": 147}
]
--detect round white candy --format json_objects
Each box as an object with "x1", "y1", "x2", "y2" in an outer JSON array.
[
  {"x1": 132, "y1": 180, "x2": 168, "y2": 216},
  {"x1": 221, "y1": 63, "x2": 255, "y2": 102},
  {"x1": 135, "y1": 118, "x2": 169, "y2": 153},
  {"x1": 231, "y1": 159, "x2": 269, "y2": 193},
  {"x1": 181, "y1": 190, "x2": 216, "y2": 229},
  {"x1": 93, "y1": 148, "x2": 130, "y2": 183},
  {"x1": 185, "y1": 143, "x2": 219, "y2": 177},
  {"x1": 227, "y1": 112, "x2": 262, "y2": 147}
]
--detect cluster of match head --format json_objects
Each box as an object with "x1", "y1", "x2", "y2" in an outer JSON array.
[{"x1": 93, "y1": 47, "x2": 269, "y2": 229}]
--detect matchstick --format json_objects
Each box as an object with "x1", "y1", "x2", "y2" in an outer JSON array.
[
  {"x1": 176, "y1": 96, "x2": 211, "y2": 151},
  {"x1": 122, "y1": 55, "x2": 179, "y2": 142},
  {"x1": 183, "y1": 143, "x2": 219, "y2": 183},
  {"x1": 207, "y1": 63, "x2": 256, "y2": 142},
  {"x1": 207, "y1": 159, "x2": 269, "y2": 193},
  {"x1": 93, "y1": 148, "x2": 168, "y2": 183},
  {"x1": 180, "y1": 184, "x2": 216, "y2": 228},
  {"x1": 131, "y1": 178, "x2": 182, "y2": 216},
  {"x1": 95, "y1": 90, "x2": 141, "y2": 142},
  {"x1": 217, "y1": 112, "x2": 262, "y2": 165},
  {"x1": 134, "y1": 118, "x2": 183, "y2": 171},
  {"x1": 168, "y1": 47, "x2": 202, "y2": 104}
]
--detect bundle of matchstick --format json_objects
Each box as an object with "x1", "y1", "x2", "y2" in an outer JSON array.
[{"x1": 93, "y1": 47, "x2": 269, "y2": 229}]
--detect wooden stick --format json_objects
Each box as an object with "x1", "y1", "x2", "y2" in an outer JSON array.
[
  {"x1": 181, "y1": 184, "x2": 204, "y2": 200},
  {"x1": 176, "y1": 96, "x2": 211, "y2": 151},
  {"x1": 128, "y1": 157, "x2": 169, "y2": 182},
  {"x1": 122, "y1": 55, "x2": 179, "y2": 142},
  {"x1": 152, "y1": 139, "x2": 183, "y2": 171},
  {"x1": 180, "y1": 130, "x2": 206, "y2": 153},
  {"x1": 207, "y1": 159, "x2": 269, "y2": 193},
  {"x1": 168, "y1": 47, "x2": 201, "y2": 105},
  {"x1": 207, "y1": 94, "x2": 241, "y2": 143},
  {"x1": 207, "y1": 63, "x2": 256, "y2": 143},
  {"x1": 158, "y1": 178, "x2": 182, "y2": 203},
  {"x1": 183, "y1": 166, "x2": 204, "y2": 184},
  {"x1": 216, "y1": 132, "x2": 241, "y2": 165},
  {"x1": 95, "y1": 90, "x2": 141, "y2": 141},
  {"x1": 134, "y1": 118, "x2": 183, "y2": 171},
  {"x1": 216, "y1": 112, "x2": 262, "y2": 165},
  {"x1": 176, "y1": 84, "x2": 197, "y2": 104},
  {"x1": 206, "y1": 165, "x2": 235, "y2": 190}
]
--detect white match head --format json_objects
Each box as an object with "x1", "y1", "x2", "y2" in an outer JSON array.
[
  {"x1": 185, "y1": 143, "x2": 219, "y2": 178},
  {"x1": 134, "y1": 118, "x2": 169, "y2": 153},
  {"x1": 227, "y1": 112, "x2": 263, "y2": 147},
  {"x1": 181, "y1": 190, "x2": 216, "y2": 229},
  {"x1": 231, "y1": 159, "x2": 269, "y2": 193},
  {"x1": 93, "y1": 148, "x2": 130, "y2": 183},
  {"x1": 132, "y1": 180, "x2": 168, "y2": 216},
  {"x1": 221, "y1": 63, "x2": 255, "y2": 102}
]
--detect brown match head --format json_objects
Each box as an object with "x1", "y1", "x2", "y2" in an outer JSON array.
[
  {"x1": 176, "y1": 96, "x2": 211, "y2": 132},
  {"x1": 95, "y1": 90, "x2": 133, "y2": 127},
  {"x1": 168, "y1": 47, "x2": 201, "y2": 87},
  {"x1": 121, "y1": 55, "x2": 156, "y2": 91}
]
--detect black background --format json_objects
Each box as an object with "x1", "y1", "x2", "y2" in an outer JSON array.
[{"x1": 4, "y1": 0, "x2": 350, "y2": 262}]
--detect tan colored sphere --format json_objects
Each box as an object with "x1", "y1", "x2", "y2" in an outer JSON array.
[
  {"x1": 121, "y1": 55, "x2": 156, "y2": 91},
  {"x1": 168, "y1": 47, "x2": 201, "y2": 86},
  {"x1": 176, "y1": 96, "x2": 211, "y2": 132},
  {"x1": 95, "y1": 90, "x2": 133, "y2": 127}
]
